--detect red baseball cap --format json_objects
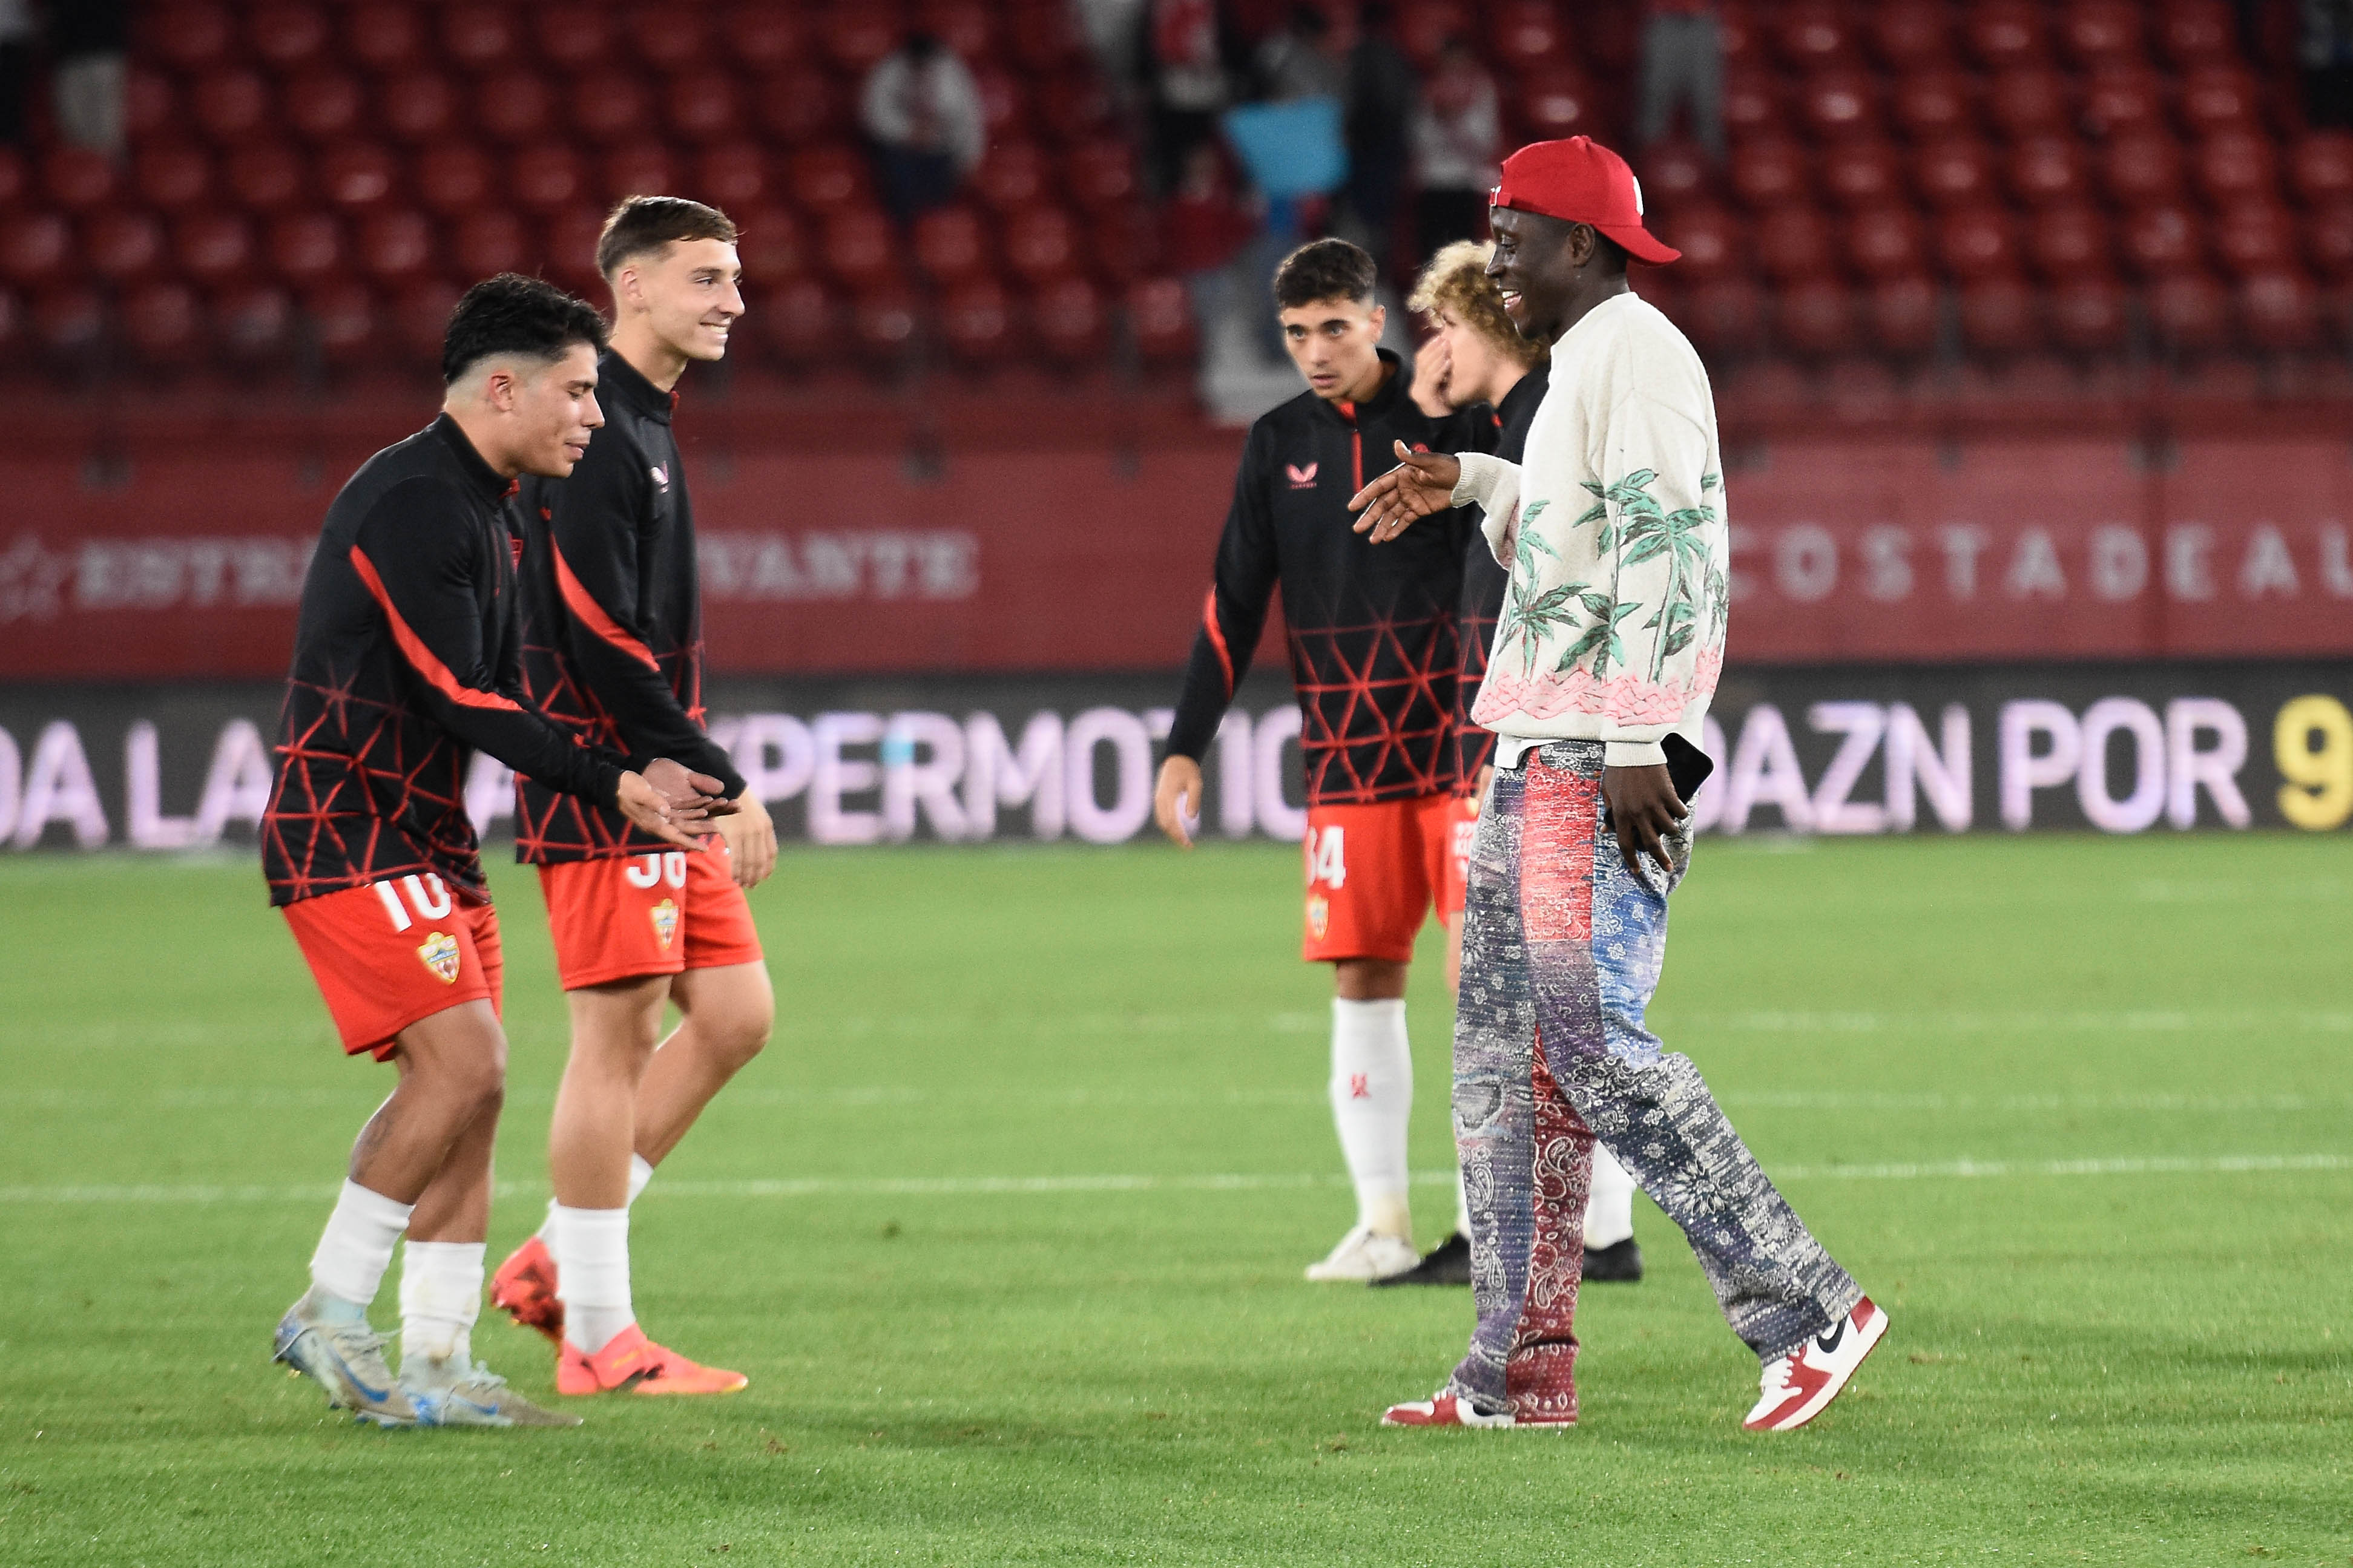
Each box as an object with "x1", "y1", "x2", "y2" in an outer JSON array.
[{"x1": 1490, "y1": 137, "x2": 1681, "y2": 265}]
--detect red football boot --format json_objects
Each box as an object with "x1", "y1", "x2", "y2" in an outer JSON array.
[
  {"x1": 555, "y1": 1324, "x2": 748, "y2": 1397},
  {"x1": 490, "y1": 1235, "x2": 564, "y2": 1347}
]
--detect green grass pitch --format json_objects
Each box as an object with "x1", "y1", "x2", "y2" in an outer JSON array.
[{"x1": 0, "y1": 833, "x2": 2348, "y2": 1566}]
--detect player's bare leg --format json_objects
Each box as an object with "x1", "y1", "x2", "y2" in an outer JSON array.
[
  {"x1": 632, "y1": 961, "x2": 775, "y2": 1163},
  {"x1": 1308, "y1": 957, "x2": 1420, "y2": 1282}
]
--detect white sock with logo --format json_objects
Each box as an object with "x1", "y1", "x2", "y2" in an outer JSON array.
[
  {"x1": 1329, "y1": 998, "x2": 1413, "y2": 1239},
  {"x1": 1584, "y1": 1141, "x2": 1637, "y2": 1250},
  {"x1": 307, "y1": 1179, "x2": 414, "y2": 1310},
  {"x1": 539, "y1": 1153, "x2": 654, "y2": 1241},
  {"x1": 397, "y1": 1240, "x2": 485, "y2": 1365},
  {"x1": 550, "y1": 1204, "x2": 634, "y2": 1356}
]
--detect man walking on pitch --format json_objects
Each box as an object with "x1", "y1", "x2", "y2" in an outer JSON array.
[
  {"x1": 490, "y1": 197, "x2": 774, "y2": 1398},
  {"x1": 1155, "y1": 237, "x2": 1485, "y2": 1283},
  {"x1": 263, "y1": 274, "x2": 728, "y2": 1428},
  {"x1": 1351, "y1": 138, "x2": 1884, "y2": 1429}
]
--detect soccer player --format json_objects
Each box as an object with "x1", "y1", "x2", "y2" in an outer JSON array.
[
  {"x1": 1352, "y1": 137, "x2": 1884, "y2": 1429},
  {"x1": 1378, "y1": 240, "x2": 1647, "y2": 1290},
  {"x1": 488, "y1": 197, "x2": 772, "y2": 1399},
  {"x1": 1154, "y1": 237, "x2": 1485, "y2": 1284},
  {"x1": 263, "y1": 274, "x2": 729, "y2": 1428}
]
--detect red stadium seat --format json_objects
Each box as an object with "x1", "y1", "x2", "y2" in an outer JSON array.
[
  {"x1": 1490, "y1": 1, "x2": 1567, "y2": 71},
  {"x1": 510, "y1": 145, "x2": 589, "y2": 215},
  {"x1": 755, "y1": 275, "x2": 839, "y2": 364},
  {"x1": 2121, "y1": 203, "x2": 2207, "y2": 275},
  {"x1": 1775, "y1": 277, "x2": 1857, "y2": 357},
  {"x1": 1638, "y1": 141, "x2": 1716, "y2": 206},
  {"x1": 0, "y1": 212, "x2": 70, "y2": 288},
  {"x1": 1090, "y1": 206, "x2": 1158, "y2": 284},
  {"x1": 476, "y1": 73, "x2": 556, "y2": 144},
  {"x1": 535, "y1": 4, "x2": 614, "y2": 73},
  {"x1": 1822, "y1": 141, "x2": 1902, "y2": 208},
  {"x1": 918, "y1": 1, "x2": 996, "y2": 63},
  {"x1": 941, "y1": 277, "x2": 1016, "y2": 365},
  {"x1": 1729, "y1": 140, "x2": 1811, "y2": 210},
  {"x1": 788, "y1": 145, "x2": 869, "y2": 214},
  {"x1": 2047, "y1": 275, "x2": 2129, "y2": 350},
  {"x1": 125, "y1": 68, "x2": 179, "y2": 145},
  {"x1": 357, "y1": 210, "x2": 435, "y2": 285},
  {"x1": 1397, "y1": 2, "x2": 1470, "y2": 68},
  {"x1": 418, "y1": 145, "x2": 498, "y2": 216},
  {"x1": 2195, "y1": 131, "x2": 2279, "y2": 206},
  {"x1": 453, "y1": 210, "x2": 530, "y2": 277},
  {"x1": 1032, "y1": 275, "x2": 1107, "y2": 361},
  {"x1": 2058, "y1": 0, "x2": 2146, "y2": 69},
  {"x1": 913, "y1": 206, "x2": 992, "y2": 283},
  {"x1": 852, "y1": 284, "x2": 920, "y2": 356},
  {"x1": 1004, "y1": 205, "x2": 1082, "y2": 284},
  {"x1": 1722, "y1": 68, "x2": 1783, "y2": 142},
  {"x1": 1937, "y1": 206, "x2": 2019, "y2": 279},
  {"x1": 969, "y1": 65, "x2": 1032, "y2": 143},
  {"x1": 2213, "y1": 200, "x2": 2299, "y2": 277},
  {"x1": 1754, "y1": 208, "x2": 1834, "y2": 282},
  {"x1": 2148, "y1": 270, "x2": 2231, "y2": 350},
  {"x1": 2292, "y1": 133, "x2": 2353, "y2": 205},
  {"x1": 0, "y1": 148, "x2": 20, "y2": 208},
  {"x1": 1867, "y1": 274, "x2": 1941, "y2": 355},
  {"x1": 393, "y1": 280, "x2": 464, "y2": 366},
  {"x1": 2081, "y1": 65, "x2": 2167, "y2": 139},
  {"x1": 285, "y1": 74, "x2": 366, "y2": 144},
  {"x1": 2240, "y1": 270, "x2": 2321, "y2": 351},
  {"x1": 268, "y1": 212, "x2": 345, "y2": 286},
  {"x1": 822, "y1": 207, "x2": 895, "y2": 283},
  {"x1": 2008, "y1": 137, "x2": 2088, "y2": 206},
  {"x1": 1956, "y1": 274, "x2": 2038, "y2": 354},
  {"x1": 732, "y1": 205, "x2": 806, "y2": 284},
  {"x1": 624, "y1": 4, "x2": 709, "y2": 74},
  {"x1": 1679, "y1": 277, "x2": 1767, "y2": 356},
  {"x1": 1067, "y1": 143, "x2": 1139, "y2": 212},
  {"x1": 43, "y1": 148, "x2": 119, "y2": 211},
  {"x1": 173, "y1": 212, "x2": 256, "y2": 284},
  {"x1": 317, "y1": 144, "x2": 400, "y2": 211},
  {"x1": 2177, "y1": 67, "x2": 2259, "y2": 136},
  {"x1": 2102, "y1": 133, "x2": 2185, "y2": 206},
  {"x1": 573, "y1": 71, "x2": 654, "y2": 147},
  {"x1": 248, "y1": 4, "x2": 332, "y2": 73},
  {"x1": 1800, "y1": 69, "x2": 1880, "y2": 142},
  {"x1": 304, "y1": 281, "x2": 381, "y2": 366},
  {"x1": 1848, "y1": 205, "x2": 1926, "y2": 278},
  {"x1": 1128, "y1": 277, "x2": 1199, "y2": 365},
  {"x1": 1516, "y1": 75, "x2": 1599, "y2": 141},
  {"x1": 441, "y1": 7, "x2": 519, "y2": 73},
  {"x1": 344, "y1": 5, "x2": 425, "y2": 74},
  {"x1": 1869, "y1": 2, "x2": 1953, "y2": 70},
  {"x1": 1891, "y1": 68, "x2": 1978, "y2": 142},
  {"x1": 542, "y1": 208, "x2": 609, "y2": 289},
  {"x1": 822, "y1": 7, "x2": 903, "y2": 74},
  {"x1": 225, "y1": 145, "x2": 308, "y2": 213},
  {"x1": 193, "y1": 70, "x2": 272, "y2": 145},
  {"x1": 604, "y1": 146, "x2": 678, "y2": 205},
  {"x1": 2155, "y1": 0, "x2": 2236, "y2": 68},
  {"x1": 86, "y1": 210, "x2": 165, "y2": 282},
  {"x1": 31, "y1": 286, "x2": 106, "y2": 359},
  {"x1": 2027, "y1": 205, "x2": 2114, "y2": 278},
  {"x1": 1986, "y1": 69, "x2": 2072, "y2": 141},
  {"x1": 755, "y1": 69, "x2": 840, "y2": 145},
  {"x1": 2308, "y1": 203, "x2": 2353, "y2": 280},
  {"x1": 975, "y1": 142, "x2": 1049, "y2": 212},
  {"x1": 122, "y1": 281, "x2": 205, "y2": 366},
  {"x1": 381, "y1": 73, "x2": 459, "y2": 145},
  {"x1": 668, "y1": 73, "x2": 745, "y2": 145},
  {"x1": 0, "y1": 287, "x2": 27, "y2": 359},
  {"x1": 1915, "y1": 139, "x2": 1996, "y2": 208},
  {"x1": 1008, "y1": 2, "x2": 1085, "y2": 73},
  {"x1": 1963, "y1": 1, "x2": 2045, "y2": 71},
  {"x1": 216, "y1": 284, "x2": 295, "y2": 360},
  {"x1": 136, "y1": 145, "x2": 214, "y2": 211},
  {"x1": 146, "y1": 2, "x2": 232, "y2": 73},
  {"x1": 1776, "y1": 2, "x2": 1854, "y2": 68},
  {"x1": 695, "y1": 143, "x2": 769, "y2": 209},
  {"x1": 1657, "y1": 204, "x2": 1743, "y2": 282}
]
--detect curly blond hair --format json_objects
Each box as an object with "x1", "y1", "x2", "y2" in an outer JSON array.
[{"x1": 1406, "y1": 240, "x2": 1550, "y2": 367}]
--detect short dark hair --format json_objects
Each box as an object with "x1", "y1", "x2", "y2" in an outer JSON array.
[
  {"x1": 596, "y1": 195, "x2": 740, "y2": 278},
  {"x1": 1590, "y1": 230, "x2": 1630, "y2": 275},
  {"x1": 440, "y1": 272, "x2": 608, "y2": 386},
  {"x1": 1272, "y1": 238, "x2": 1377, "y2": 309}
]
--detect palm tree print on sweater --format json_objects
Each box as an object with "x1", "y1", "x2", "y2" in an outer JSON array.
[{"x1": 1496, "y1": 471, "x2": 1720, "y2": 685}]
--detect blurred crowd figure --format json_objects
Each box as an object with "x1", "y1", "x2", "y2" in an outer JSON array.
[
  {"x1": 2308, "y1": 0, "x2": 2353, "y2": 128},
  {"x1": 1634, "y1": 0, "x2": 1725, "y2": 164},
  {"x1": 0, "y1": 0, "x2": 126, "y2": 153},
  {"x1": 1412, "y1": 38, "x2": 1501, "y2": 268},
  {"x1": 860, "y1": 30, "x2": 987, "y2": 223}
]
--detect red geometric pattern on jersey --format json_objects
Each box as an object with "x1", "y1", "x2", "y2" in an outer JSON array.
[
  {"x1": 281, "y1": 881, "x2": 502, "y2": 1059},
  {"x1": 1507, "y1": 1034, "x2": 1592, "y2": 1425},
  {"x1": 536, "y1": 842, "x2": 763, "y2": 991},
  {"x1": 1287, "y1": 606, "x2": 1461, "y2": 802},
  {"x1": 1298, "y1": 795, "x2": 1453, "y2": 963}
]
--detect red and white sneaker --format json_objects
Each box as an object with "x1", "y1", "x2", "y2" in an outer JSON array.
[
  {"x1": 1743, "y1": 1296, "x2": 1889, "y2": 1432},
  {"x1": 1381, "y1": 1390, "x2": 1519, "y2": 1429},
  {"x1": 490, "y1": 1235, "x2": 564, "y2": 1347}
]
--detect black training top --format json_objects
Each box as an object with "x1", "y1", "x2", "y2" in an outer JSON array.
[
  {"x1": 262, "y1": 416, "x2": 627, "y2": 907},
  {"x1": 1455, "y1": 364, "x2": 1550, "y2": 786},
  {"x1": 513, "y1": 351, "x2": 745, "y2": 864},
  {"x1": 1166, "y1": 350, "x2": 1486, "y2": 805}
]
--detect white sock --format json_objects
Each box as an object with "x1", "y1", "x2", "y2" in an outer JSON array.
[
  {"x1": 1329, "y1": 997, "x2": 1413, "y2": 1239},
  {"x1": 308, "y1": 1179, "x2": 414, "y2": 1308},
  {"x1": 1584, "y1": 1141, "x2": 1637, "y2": 1250},
  {"x1": 550, "y1": 1204, "x2": 634, "y2": 1355},
  {"x1": 1455, "y1": 1166, "x2": 1473, "y2": 1239},
  {"x1": 539, "y1": 1153, "x2": 656, "y2": 1239},
  {"x1": 397, "y1": 1240, "x2": 485, "y2": 1364}
]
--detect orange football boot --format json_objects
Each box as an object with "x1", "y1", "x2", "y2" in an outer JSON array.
[
  {"x1": 490, "y1": 1236, "x2": 564, "y2": 1347},
  {"x1": 555, "y1": 1324, "x2": 748, "y2": 1397}
]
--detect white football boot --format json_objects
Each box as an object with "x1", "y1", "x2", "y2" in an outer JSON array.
[{"x1": 1304, "y1": 1225, "x2": 1420, "y2": 1282}]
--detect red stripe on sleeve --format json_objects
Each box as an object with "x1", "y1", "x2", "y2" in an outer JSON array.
[
  {"x1": 349, "y1": 545, "x2": 528, "y2": 713},
  {"x1": 1201, "y1": 585, "x2": 1234, "y2": 698},
  {"x1": 552, "y1": 542, "x2": 663, "y2": 672}
]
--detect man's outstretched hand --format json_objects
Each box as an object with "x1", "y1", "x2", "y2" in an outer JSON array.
[
  {"x1": 1349, "y1": 441, "x2": 1461, "y2": 543},
  {"x1": 1154, "y1": 755, "x2": 1203, "y2": 848},
  {"x1": 1602, "y1": 764, "x2": 1687, "y2": 893}
]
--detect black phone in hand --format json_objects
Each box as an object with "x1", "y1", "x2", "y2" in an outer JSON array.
[{"x1": 1662, "y1": 732, "x2": 1714, "y2": 803}]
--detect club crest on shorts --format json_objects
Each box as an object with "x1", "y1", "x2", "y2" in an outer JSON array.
[
  {"x1": 416, "y1": 930, "x2": 461, "y2": 985},
  {"x1": 1306, "y1": 893, "x2": 1330, "y2": 940},
  {"x1": 651, "y1": 897, "x2": 679, "y2": 950}
]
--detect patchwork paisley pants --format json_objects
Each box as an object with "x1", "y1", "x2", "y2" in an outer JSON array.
[{"x1": 1446, "y1": 741, "x2": 1862, "y2": 1421}]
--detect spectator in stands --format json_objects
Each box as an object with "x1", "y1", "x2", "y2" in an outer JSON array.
[
  {"x1": 0, "y1": 0, "x2": 32, "y2": 146},
  {"x1": 860, "y1": 31, "x2": 987, "y2": 224},
  {"x1": 1411, "y1": 38, "x2": 1500, "y2": 265},
  {"x1": 1257, "y1": 5, "x2": 1346, "y2": 102},
  {"x1": 1346, "y1": 2, "x2": 1419, "y2": 265},
  {"x1": 2304, "y1": 1, "x2": 2353, "y2": 129},
  {"x1": 1636, "y1": 0, "x2": 1724, "y2": 164},
  {"x1": 1143, "y1": 0, "x2": 1243, "y2": 195},
  {"x1": 1163, "y1": 142, "x2": 1259, "y2": 361},
  {"x1": 51, "y1": 0, "x2": 127, "y2": 155}
]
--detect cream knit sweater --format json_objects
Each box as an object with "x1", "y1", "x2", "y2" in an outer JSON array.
[{"x1": 1450, "y1": 291, "x2": 1729, "y2": 769}]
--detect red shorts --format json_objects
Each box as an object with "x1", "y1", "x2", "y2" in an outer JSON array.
[
  {"x1": 1301, "y1": 794, "x2": 1456, "y2": 963},
  {"x1": 283, "y1": 876, "x2": 504, "y2": 1061},
  {"x1": 1438, "y1": 790, "x2": 1482, "y2": 917},
  {"x1": 536, "y1": 844, "x2": 765, "y2": 991}
]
